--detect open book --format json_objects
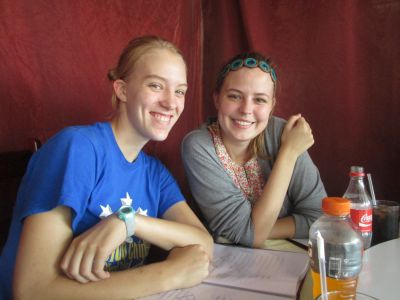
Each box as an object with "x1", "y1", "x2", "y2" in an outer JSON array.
[{"x1": 141, "y1": 243, "x2": 309, "y2": 300}]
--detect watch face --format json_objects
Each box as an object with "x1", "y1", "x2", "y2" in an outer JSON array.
[{"x1": 120, "y1": 206, "x2": 133, "y2": 214}]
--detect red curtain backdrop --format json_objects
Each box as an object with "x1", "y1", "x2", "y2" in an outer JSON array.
[
  {"x1": 0, "y1": 0, "x2": 202, "y2": 190},
  {"x1": 202, "y1": 0, "x2": 400, "y2": 201},
  {"x1": 1, "y1": 0, "x2": 399, "y2": 201}
]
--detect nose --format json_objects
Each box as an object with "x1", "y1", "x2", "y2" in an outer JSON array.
[
  {"x1": 240, "y1": 98, "x2": 253, "y2": 115},
  {"x1": 159, "y1": 90, "x2": 177, "y2": 110}
]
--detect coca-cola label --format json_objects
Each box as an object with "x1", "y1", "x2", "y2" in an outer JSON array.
[{"x1": 350, "y1": 209, "x2": 372, "y2": 232}]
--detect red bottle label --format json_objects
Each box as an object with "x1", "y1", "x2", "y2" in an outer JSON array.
[{"x1": 350, "y1": 209, "x2": 372, "y2": 232}]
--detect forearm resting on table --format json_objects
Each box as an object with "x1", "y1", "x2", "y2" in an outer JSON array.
[
  {"x1": 15, "y1": 260, "x2": 184, "y2": 300},
  {"x1": 13, "y1": 208, "x2": 183, "y2": 300},
  {"x1": 268, "y1": 216, "x2": 295, "y2": 239},
  {"x1": 14, "y1": 205, "x2": 212, "y2": 300},
  {"x1": 135, "y1": 213, "x2": 213, "y2": 258},
  {"x1": 251, "y1": 147, "x2": 298, "y2": 247}
]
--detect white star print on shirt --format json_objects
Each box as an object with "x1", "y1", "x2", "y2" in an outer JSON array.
[
  {"x1": 99, "y1": 204, "x2": 113, "y2": 218},
  {"x1": 136, "y1": 207, "x2": 148, "y2": 216},
  {"x1": 120, "y1": 192, "x2": 133, "y2": 206},
  {"x1": 98, "y1": 192, "x2": 148, "y2": 219},
  {"x1": 98, "y1": 193, "x2": 148, "y2": 243}
]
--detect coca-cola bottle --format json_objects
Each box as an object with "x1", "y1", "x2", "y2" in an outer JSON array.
[{"x1": 343, "y1": 166, "x2": 372, "y2": 249}]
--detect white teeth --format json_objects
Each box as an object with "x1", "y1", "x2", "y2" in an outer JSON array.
[
  {"x1": 153, "y1": 113, "x2": 170, "y2": 122},
  {"x1": 234, "y1": 120, "x2": 252, "y2": 126}
]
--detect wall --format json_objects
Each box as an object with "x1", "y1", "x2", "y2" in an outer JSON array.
[
  {"x1": 202, "y1": 0, "x2": 400, "y2": 199},
  {"x1": 0, "y1": 0, "x2": 203, "y2": 191},
  {"x1": 1, "y1": 0, "x2": 399, "y2": 201}
]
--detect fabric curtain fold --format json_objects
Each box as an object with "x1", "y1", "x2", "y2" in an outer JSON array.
[{"x1": 0, "y1": 0, "x2": 399, "y2": 200}]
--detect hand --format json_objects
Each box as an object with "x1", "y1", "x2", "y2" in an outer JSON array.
[
  {"x1": 280, "y1": 114, "x2": 314, "y2": 157},
  {"x1": 60, "y1": 214, "x2": 126, "y2": 283},
  {"x1": 165, "y1": 244, "x2": 210, "y2": 289}
]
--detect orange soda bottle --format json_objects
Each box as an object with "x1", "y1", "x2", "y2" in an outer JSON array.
[{"x1": 308, "y1": 197, "x2": 363, "y2": 299}]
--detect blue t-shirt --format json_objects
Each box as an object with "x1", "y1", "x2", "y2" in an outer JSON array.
[{"x1": 0, "y1": 122, "x2": 184, "y2": 299}]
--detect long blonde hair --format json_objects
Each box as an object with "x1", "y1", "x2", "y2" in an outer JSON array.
[{"x1": 107, "y1": 36, "x2": 186, "y2": 109}]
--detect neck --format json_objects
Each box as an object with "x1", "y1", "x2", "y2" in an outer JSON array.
[
  {"x1": 111, "y1": 112, "x2": 148, "y2": 163},
  {"x1": 222, "y1": 138, "x2": 252, "y2": 165}
]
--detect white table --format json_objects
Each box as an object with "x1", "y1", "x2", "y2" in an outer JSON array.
[{"x1": 357, "y1": 238, "x2": 400, "y2": 299}]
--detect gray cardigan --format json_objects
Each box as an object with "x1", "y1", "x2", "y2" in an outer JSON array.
[{"x1": 181, "y1": 116, "x2": 326, "y2": 247}]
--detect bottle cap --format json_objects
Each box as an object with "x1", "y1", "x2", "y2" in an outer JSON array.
[
  {"x1": 349, "y1": 166, "x2": 365, "y2": 177},
  {"x1": 322, "y1": 197, "x2": 351, "y2": 216}
]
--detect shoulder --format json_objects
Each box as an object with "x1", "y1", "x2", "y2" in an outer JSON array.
[
  {"x1": 140, "y1": 151, "x2": 162, "y2": 167},
  {"x1": 182, "y1": 124, "x2": 212, "y2": 147},
  {"x1": 33, "y1": 123, "x2": 110, "y2": 166},
  {"x1": 266, "y1": 116, "x2": 286, "y2": 136},
  {"x1": 263, "y1": 116, "x2": 287, "y2": 159},
  {"x1": 47, "y1": 122, "x2": 107, "y2": 148},
  {"x1": 140, "y1": 151, "x2": 171, "y2": 176},
  {"x1": 182, "y1": 123, "x2": 213, "y2": 154},
  {"x1": 181, "y1": 123, "x2": 223, "y2": 174},
  {"x1": 181, "y1": 123, "x2": 219, "y2": 164}
]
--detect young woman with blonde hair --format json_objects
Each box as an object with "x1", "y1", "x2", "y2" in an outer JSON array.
[
  {"x1": 0, "y1": 36, "x2": 212, "y2": 300},
  {"x1": 182, "y1": 52, "x2": 326, "y2": 248}
]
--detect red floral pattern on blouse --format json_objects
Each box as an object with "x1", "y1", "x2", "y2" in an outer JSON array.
[{"x1": 208, "y1": 122, "x2": 265, "y2": 204}]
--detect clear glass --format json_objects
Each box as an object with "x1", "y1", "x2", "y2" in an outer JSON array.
[
  {"x1": 315, "y1": 291, "x2": 378, "y2": 299},
  {"x1": 371, "y1": 200, "x2": 400, "y2": 246}
]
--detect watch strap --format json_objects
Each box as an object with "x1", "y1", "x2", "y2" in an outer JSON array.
[{"x1": 117, "y1": 206, "x2": 136, "y2": 238}]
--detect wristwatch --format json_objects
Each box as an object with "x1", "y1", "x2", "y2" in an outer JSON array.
[{"x1": 117, "y1": 206, "x2": 136, "y2": 238}]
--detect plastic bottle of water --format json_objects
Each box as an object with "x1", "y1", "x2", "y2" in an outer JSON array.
[
  {"x1": 309, "y1": 197, "x2": 363, "y2": 299},
  {"x1": 343, "y1": 166, "x2": 372, "y2": 249}
]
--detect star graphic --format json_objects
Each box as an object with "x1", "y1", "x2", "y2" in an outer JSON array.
[
  {"x1": 99, "y1": 204, "x2": 113, "y2": 218},
  {"x1": 136, "y1": 207, "x2": 148, "y2": 216},
  {"x1": 121, "y1": 192, "x2": 133, "y2": 206}
]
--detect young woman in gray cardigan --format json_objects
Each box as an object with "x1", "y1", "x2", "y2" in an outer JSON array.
[{"x1": 182, "y1": 52, "x2": 326, "y2": 248}]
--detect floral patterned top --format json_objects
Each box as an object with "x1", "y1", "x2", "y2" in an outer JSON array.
[{"x1": 208, "y1": 122, "x2": 265, "y2": 204}]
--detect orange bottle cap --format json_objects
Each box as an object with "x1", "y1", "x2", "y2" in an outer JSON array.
[{"x1": 322, "y1": 197, "x2": 351, "y2": 216}]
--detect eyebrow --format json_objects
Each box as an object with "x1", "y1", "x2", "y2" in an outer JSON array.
[
  {"x1": 144, "y1": 75, "x2": 188, "y2": 88},
  {"x1": 254, "y1": 93, "x2": 272, "y2": 98},
  {"x1": 227, "y1": 88, "x2": 272, "y2": 97}
]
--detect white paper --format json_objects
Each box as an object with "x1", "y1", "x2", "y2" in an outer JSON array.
[
  {"x1": 204, "y1": 244, "x2": 309, "y2": 296},
  {"x1": 140, "y1": 243, "x2": 309, "y2": 299},
  {"x1": 142, "y1": 284, "x2": 291, "y2": 300}
]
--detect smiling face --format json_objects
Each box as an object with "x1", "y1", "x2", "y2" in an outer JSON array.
[
  {"x1": 117, "y1": 48, "x2": 187, "y2": 143},
  {"x1": 214, "y1": 67, "x2": 275, "y2": 149}
]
